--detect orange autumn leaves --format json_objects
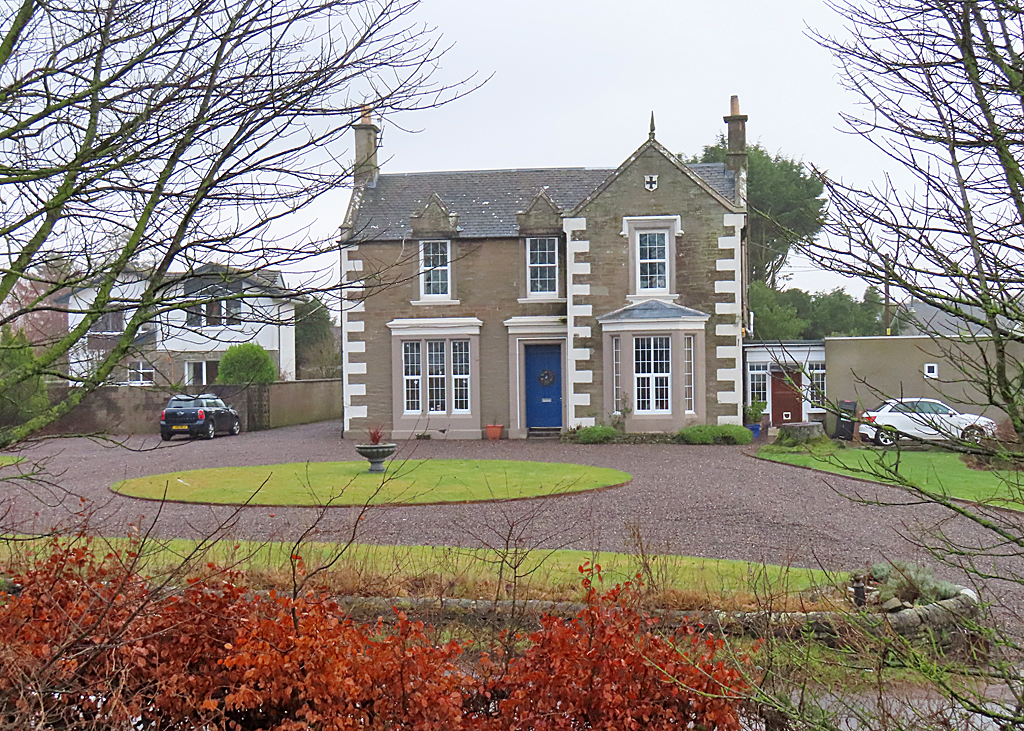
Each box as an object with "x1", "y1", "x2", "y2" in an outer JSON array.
[{"x1": 0, "y1": 543, "x2": 749, "y2": 730}]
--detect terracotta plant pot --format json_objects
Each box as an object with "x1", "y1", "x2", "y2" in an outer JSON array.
[
  {"x1": 355, "y1": 443, "x2": 396, "y2": 473},
  {"x1": 485, "y1": 424, "x2": 503, "y2": 441}
]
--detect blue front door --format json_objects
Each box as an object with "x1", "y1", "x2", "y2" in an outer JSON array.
[{"x1": 525, "y1": 344, "x2": 562, "y2": 428}]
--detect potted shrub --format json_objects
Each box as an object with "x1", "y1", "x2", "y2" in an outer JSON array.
[
  {"x1": 744, "y1": 401, "x2": 767, "y2": 439},
  {"x1": 355, "y1": 425, "x2": 396, "y2": 473}
]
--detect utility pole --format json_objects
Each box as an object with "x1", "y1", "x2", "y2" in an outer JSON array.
[{"x1": 883, "y1": 253, "x2": 891, "y2": 335}]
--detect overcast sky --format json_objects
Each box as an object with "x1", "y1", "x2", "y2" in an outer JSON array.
[{"x1": 300, "y1": 0, "x2": 894, "y2": 296}]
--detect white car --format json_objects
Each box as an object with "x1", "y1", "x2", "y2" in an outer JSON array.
[{"x1": 859, "y1": 398, "x2": 998, "y2": 447}]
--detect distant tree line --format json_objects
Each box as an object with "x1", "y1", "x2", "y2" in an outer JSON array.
[
  {"x1": 749, "y1": 282, "x2": 891, "y2": 341},
  {"x1": 690, "y1": 138, "x2": 825, "y2": 288}
]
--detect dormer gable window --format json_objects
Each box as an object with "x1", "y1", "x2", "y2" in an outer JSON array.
[
  {"x1": 527, "y1": 237, "x2": 558, "y2": 296},
  {"x1": 420, "y1": 240, "x2": 450, "y2": 298}
]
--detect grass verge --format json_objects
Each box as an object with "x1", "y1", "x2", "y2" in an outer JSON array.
[
  {"x1": 0, "y1": 534, "x2": 833, "y2": 612},
  {"x1": 759, "y1": 443, "x2": 1024, "y2": 510},
  {"x1": 111, "y1": 459, "x2": 632, "y2": 506}
]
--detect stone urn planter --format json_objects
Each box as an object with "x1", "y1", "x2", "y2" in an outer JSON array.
[{"x1": 355, "y1": 443, "x2": 396, "y2": 473}]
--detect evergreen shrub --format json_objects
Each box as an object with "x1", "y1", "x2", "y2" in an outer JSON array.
[{"x1": 677, "y1": 424, "x2": 753, "y2": 446}]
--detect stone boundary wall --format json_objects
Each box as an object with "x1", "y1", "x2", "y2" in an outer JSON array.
[
  {"x1": 334, "y1": 587, "x2": 979, "y2": 647},
  {"x1": 42, "y1": 379, "x2": 343, "y2": 435},
  {"x1": 268, "y1": 379, "x2": 345, "y2": 429}
]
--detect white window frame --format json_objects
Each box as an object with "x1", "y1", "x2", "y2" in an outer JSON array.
[
  {"x1": 451, "y1": 339, "x2": 471, "y2": 414},
  {"x1": 419, "y1": 240, "x2": 451, "y2": 300},
  {"x1": 611, "y1": 335, "x2": 622, "y2": 412},
  {"x1": 636, "y1": 230, "x2": 670, "y2": 294},
  {"x1": 748, "y1": 362, "x2": 768, "y2": 407},
  {"x1": 126, "y1": 360, "x2": 154, "y2": 385},
  {"x1": 185, "y1": 360, "x2": 219, "y2": 386},
  {"x1": 402, "y1": 341, "x2": 422, "y2": 414},
  {"x1": 426, "y1": 339, "x2": 447, "y2": 412},
  {"x1": 401, "y1": 338, "x2": 473, "y2": 416},
  {"x1": 526, "y1": 237, "x2": 559, "y2": 298},
  {"x1": 634, "y1": 335, "x2": 671, "y2": 415},
  {"x1": 683, "y1": 335, "x2": 695, "y2": 414},
  {"x1": 807, "y1": 361, "x2": 826, "y2": 409}
]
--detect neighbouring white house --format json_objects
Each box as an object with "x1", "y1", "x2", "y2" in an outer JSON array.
[
  {"x1": 60, "y1": 264, "x2": 298, "y2": 386},
  {"x1": 743, "y1": 340, "x2": 826, "y2": 426}
]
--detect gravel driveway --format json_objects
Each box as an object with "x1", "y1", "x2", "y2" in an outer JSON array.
[{"x1": 4, "y1": 420, "x2": 1019, "y2": 587}]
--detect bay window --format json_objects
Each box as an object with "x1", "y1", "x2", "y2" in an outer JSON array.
[
  {"x1": 401, "y1": 338, "x2": 471, "y2": 416},
  {"x1": 634, "y1": 336, "x2": 671, "y2": 413}
]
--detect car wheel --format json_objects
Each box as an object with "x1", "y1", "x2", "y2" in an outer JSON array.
[
  {"x1": 961, "y1": 425, "x2": 984, "y2": 444},
  {"x1": 874, "y1": 428, "x2": 897, "y2": 447},
  {"x1": 205, "y1": 421, "x2": 216, "y2": 440},
  {"x1": 230, "y1": 418, "x2": 240, "y2": 436},
  {"x1": 161, "y1": 432, "x2": 171, "y2": 442}
]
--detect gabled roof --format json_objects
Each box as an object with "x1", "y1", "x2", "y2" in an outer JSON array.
[
  {"x1": 55, "y1": 263, "x2": 299, "y2": 303},
  {"x1": 597, "y1": 299, "x2": 710, "y2": 322},
  {"x1": 344, "y1": 158, "x2": 738, "y2": 242},
  {"x1": 569, "y1": 137, "x2": 739, "y2": 216}
]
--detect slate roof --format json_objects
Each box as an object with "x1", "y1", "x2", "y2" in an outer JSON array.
[
  {"x1": 347, "y1": 163, "x2": 735, "y2": 241},
  {"x1": 596, "y1": 299, "x2": 710, "y2": 322},
  {"x1": 900, "y1": 299, "x2": 997, "y2": 337}
]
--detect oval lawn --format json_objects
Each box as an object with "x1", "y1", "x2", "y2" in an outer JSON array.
[{"x1": 111, "y1": 459, "x2": 632, "y2": 506}]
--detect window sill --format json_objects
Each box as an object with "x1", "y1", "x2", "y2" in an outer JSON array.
[
  {"x1": 627, "y1": 293, "x2": 678, "y2": 303},
  {"x1": 517, "y1": 296, "x2": 566, "y2": 304},
  {"x1": 411, "y1": 299, "x2": 461, "y2": 306}
]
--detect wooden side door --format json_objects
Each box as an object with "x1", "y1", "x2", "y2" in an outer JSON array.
[{"x1": 770, "y1": 369, "x2": 803, "y2": 425}]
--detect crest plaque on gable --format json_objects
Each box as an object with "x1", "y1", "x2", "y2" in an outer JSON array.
[{"x1": 644, "y1": 175, "x2": 658, "y2": 191}]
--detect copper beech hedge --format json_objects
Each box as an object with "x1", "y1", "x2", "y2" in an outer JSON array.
[{"x1": 0, "y1": 542, "x2": 750, "y2": 730}]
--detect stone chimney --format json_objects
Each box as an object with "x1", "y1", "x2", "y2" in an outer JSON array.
[
  {"x1": 723, "y1": 95, "x2": 748, "y2": 207},
  {"x1": 353, "y1": 106, "x2": 380, "y2": 188}
]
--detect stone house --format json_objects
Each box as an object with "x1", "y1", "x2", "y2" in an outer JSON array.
[{"x1": 341, "y1": 99, "x2": 749, "y2": 439}]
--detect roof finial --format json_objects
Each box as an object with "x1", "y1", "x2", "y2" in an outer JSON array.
[{"x1": 649, "y1": 112, "x2": 656, "y2": 140}]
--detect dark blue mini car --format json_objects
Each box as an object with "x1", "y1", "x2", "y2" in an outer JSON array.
[{"x1": 160, "y1": 393, "x2": 241, "y2": 441}]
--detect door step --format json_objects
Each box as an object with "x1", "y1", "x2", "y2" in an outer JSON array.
[{"x1": 527, "y1": 427, "x2": 562, "y2": 440}]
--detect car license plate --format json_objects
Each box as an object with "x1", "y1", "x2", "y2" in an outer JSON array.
[{"x1": 172, "y1": 425, "x2": 188, "y2": 430}]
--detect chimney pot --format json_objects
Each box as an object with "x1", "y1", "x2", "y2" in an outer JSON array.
[{"x1": 730, "y1": 95, "x2": 741, "y2": 116}]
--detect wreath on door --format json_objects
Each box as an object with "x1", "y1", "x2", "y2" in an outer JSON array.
[{"x1": 538, "y1": 369, "x2": 555, "y2": 386}]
